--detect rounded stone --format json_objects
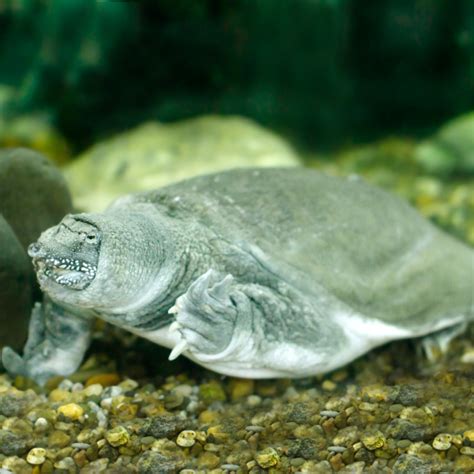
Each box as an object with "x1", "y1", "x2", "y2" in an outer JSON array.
[
  {"x1": 85, "y1": 373, "x2": 121, "y2": 388},
  {"x1": 361, "y1": 431, "x2": 386, "y2": 451},
  {"x1": 57, "y1": 403, "x2": 84, "y2": 421},
  {"x1": 176, "y1": 430, "x2": 196, "y2": 448},
  {"x1": 0, "y1": 215, "x2": 32, "y2": 351},
  {"x1": 463, "y1": 429, "x2": 474, "y2": 443},
  {"x1": 26, "y1": 447, "x2": 46, "y2": 465},
  {"x1": 229, "y1": 379, "x2": 254, "y2": 400},
  {"x1": 65, "y1": 116, "x2": 300, "y2": 212},
  {"x1": 197, "y1": 451, "x2": 220, "y2": 469},
  {"x1": 0, "y1": 429, "x2": 29, "y2": 456},
  {"x1": 255, "y1": 447, "x2": 280, "y2": 468},
  {"x1": 0, "y1": 148, "x2": 72, "y2": 250},
  {"x1": 105, "y1": 426, "x2": 130, "y2": 447},
  {"x1": 48, "y1": 430, "x2": 71, "y2": 448},
  {"x1": 432, "y1": 433, "x2": 452, "y2": 451},
  {"x1": 415, "y1": 112, "x2": 474, "y2": 176}
]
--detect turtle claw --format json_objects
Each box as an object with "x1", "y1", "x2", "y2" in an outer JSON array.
[
  {"x1": 168, "y1": 338, "x2": 189, "y2": 361},
  {"x1": 168, "y1": 304, "x2": 179, "y2": 314},
  {"x1": 168, "y1": 321, "x2": 182, "y2": 333},
  {"x1": 168, "y1": 269, "x2": 238, "y2": 358},
  {"x1": 2, "y1": 347, "x2": 26, "y2": 376}
]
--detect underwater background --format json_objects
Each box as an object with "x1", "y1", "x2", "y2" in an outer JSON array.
[{"x1": 0, "y1": 1, "x2": 473, "y2": 473}]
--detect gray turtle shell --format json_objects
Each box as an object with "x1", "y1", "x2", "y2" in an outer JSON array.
[{"x1": 116, "y1": 168, "x2": 473, "y2": 330}]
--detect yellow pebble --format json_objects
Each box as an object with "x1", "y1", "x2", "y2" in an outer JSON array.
[
  {"x1": 361, "y1": 431, "x2": 386, "y2": 450},
  {"x1": 26, "y1": 447, "x2": 46, "y2": 465},
  {"x1": 83, "y1": 383, "x2": 103, "y2": 397},
  {"x1": 432, "y1": 433, "x2": 452, "y2": 451},
  {"x1": 198, "y1": 410, "x2": 220, "y2": 424},
  {"x1": 464, "y1": 429, "x2": 474, "y2": 443},
  {"x1": 255, "y1": 447, "x2": 280, "y2": 468},
  {"x1": 49, "y1": 389, "x2": 71, "y2": 403},
  {"x1": 229, "y1": 378, "x2": 254, "y2": 400},
  {"x1": 57, "y1": 403, "x2": 84, "y2": 421},
  {"x1": 176, "y1": 430, "x2": 196, "y2": 447},
  {"x1": 85, "y1": 373, "x2": 121, "y2": 387},
  {"x1": 322, "y1": 380, "x2": 337, "y2": 392},
  {"x1": 207, "y1": 425, "x2": 228, "y2": 443},
  {"x1": 106, "y1": 426, "x2": 130, "y2": 447}
]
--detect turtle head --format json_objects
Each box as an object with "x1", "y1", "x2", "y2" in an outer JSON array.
[
  {"x1": 29, "y1": 206, "x2": 169, "y2": 311},
  {"x1": 29, "y1": 214, "x2": 100, "y2": 296}
]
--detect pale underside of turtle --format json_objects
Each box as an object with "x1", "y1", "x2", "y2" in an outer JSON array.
[{"x1": 2, "y1": 168, "x2": 473, "y2": 385}]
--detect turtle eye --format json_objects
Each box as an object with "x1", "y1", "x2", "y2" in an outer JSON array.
[{"x1": 85, "y1": 232, "x2": 100, "y2": 244}]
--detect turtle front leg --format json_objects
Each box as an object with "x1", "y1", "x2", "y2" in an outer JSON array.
[
  {"x1": 168, "y1": 269, "x2": 248, "y2": 360},
  {"x1": 168, "y1": 269, "x2": 336, "y2": 377},
  {"x1": 2, "y1": 298, "x2": 93, "y2": 386}
]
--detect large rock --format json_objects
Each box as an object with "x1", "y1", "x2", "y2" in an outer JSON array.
[
  {"x1": 65, "y1": 115, "x2": 301, "y2": 212},
  {"x1": 0, "y1": 215, "x2": 32, "y2": 351},
  {"x1": 415, "y1": 112, "x2": 474, "y2": 176},
  {"x1": 0, "y1": 114, "x2": 71, "y2": 166},
  {"x1": 0, "y1": 148, "x2": 73, "y2": 352},
  {"x1": 0, "y1": 148, "x2": 73, "y2": 250}
]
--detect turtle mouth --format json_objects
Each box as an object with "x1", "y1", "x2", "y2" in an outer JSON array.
[{"x1": 32, "y1": 254, "x2": 97, "y2": 290}]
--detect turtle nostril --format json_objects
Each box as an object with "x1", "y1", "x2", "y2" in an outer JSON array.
[{"x1": 28, "y1": 242, "x2": 44, "y2": 258}]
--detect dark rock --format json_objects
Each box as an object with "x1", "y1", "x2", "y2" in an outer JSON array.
[
  {"x1": 285, "y1": 402, "x2": 314, "y2": 424},
  {"x1": 393, "y1": 454, "x2": 431, "y2": 474},
  {"x1": 139, "y1": 415, "x2": 186, "y2": 439},
  {"x1": 98, "y1": 444, "x2": 119, "y2": 463},
  {"x1": 0, "y1": 147, "x2": 72, "y2": 250},
  {"x1": 0, "y1": 390, "x2": 36, "y2": 417},
  {"x1": 0, "y1": 429, "x2": 30, "y2": 456},
  {"x1": 386, "y1": 419, "x2": 432, "y2": 442},
  {"x1": 0, "y1": 214, "x2": 32, "y2": 350},
  {"x1": 288, "y1": 438, "x2": 318, "y2": 460},
  {"x1": 0, "y1": 148, "x2": 72, "y2": 351},
  {"x1": 137, "y1": 452, "x2": 180, "y2": 474},
  {"x1": 391, "y1": 384, "x2": 426, "y2": 406}
]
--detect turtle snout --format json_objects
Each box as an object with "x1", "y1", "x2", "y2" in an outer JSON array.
[{"x1": 28, "y1": 242, "x2": 46, "y2": 259}]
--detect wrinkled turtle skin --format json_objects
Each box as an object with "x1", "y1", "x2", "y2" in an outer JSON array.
[{"x1": 2, "y1": 168, "x2": 473, "y2": 385}]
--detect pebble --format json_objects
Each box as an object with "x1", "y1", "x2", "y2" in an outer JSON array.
[
  {"x1": 71, "y1": 442, "x2": 91, "y2": 449},
  {"x1": 83, "y1": 384, "x2": 103, "y2": 397},
  {"x1": 361, "y1": 431, "x2": 386, "y2": 450},
  {"x1": 85, "y1": 373, "x2": 121, "y2": 387},
  {"x1": 221, "y1": 463, "x2": 240, "y2": 470},
  {"x1": 198, "y1": 452, "x2": 220, "y2": 469},
  {"x1": 246, "y1": 395, "x2": 262, "y2": 407},
  {"x1": 320, "y1": 410, "x2": 339, "y2": 417},
  {"x1": 33, "y1": 418, "x2": 48, "y2": 430},
  {"x1": 245, "y1": 425, "x2": 264, "y2": 432},
  {"x1": 460, "y1": 349, "x2": 474, "y2": 364},
  {"x1": 26, "y1": 448, "x2": 46, "y2": 465},
  {"x1": 199, "y1": 381, "x2": 227, "y2": 403},
  {"x1": 57, "y1": 403, "x2": 84, "y2": 420},
  {"x1": 464, "y1": 429, "x2": 474, "y2": 443},
  {"x1": 48, "y1": 431, "x2": 71, "y2": 448},
  {"x1": 432, "y1": 433, "x2": 452, "y2": 451},
  {"x1": 105, "y1": 426, "x2": 130, "y2": 447},
  {"x1": 255, "y1": 447, "x2": 280, "y2": 468},
  {"x1": 328, "y1": 446, "x2": 347, "y2": 453},
  {"x1": 229, "y1": 379, "x2": 254, "y2": 400},
  {"x1": 54, "y1": 457, "x2": 76, "y2": 470},
  {"x1": 322, "y1": 380, "x2": 337, "y2": 391},
  {"x1": 177, "y1": 430, "x2": 197, "y2": 447}
]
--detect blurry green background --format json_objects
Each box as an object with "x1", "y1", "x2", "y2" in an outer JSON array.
[{"x1": 1, "y1": 0, "x2": 473, "y2": 153}]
